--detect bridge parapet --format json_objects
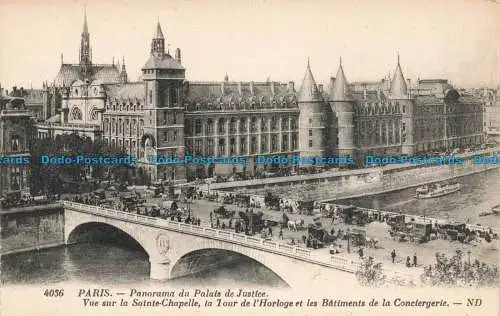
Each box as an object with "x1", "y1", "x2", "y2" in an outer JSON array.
[
  {"x1": 61, "y1": 200, "x2": 418, "y2": 284},
  {"x1": 62, "y1": 201, "x2": 340, "y2": 267}
]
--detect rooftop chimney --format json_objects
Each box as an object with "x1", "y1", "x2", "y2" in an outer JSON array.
[
  {"x1": 175, "y1": 48, "x2": 181, "y2": 63},
  {"x1": 238, "y1": 82, "x2": 242, "y2": 95},
  {"x1": 318, "y1": 84, "x2": 324, "y2": 94},
  {"x1": 249, "y1": 82, "x2": 254, "y2": 95},
  {"x1": 270, "y1": 81, "x2": 275, "y2": 95}
]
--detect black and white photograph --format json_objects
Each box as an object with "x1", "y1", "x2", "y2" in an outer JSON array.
[{"x1": 1, "y1": 0, "x2": 499, "y2": 315}]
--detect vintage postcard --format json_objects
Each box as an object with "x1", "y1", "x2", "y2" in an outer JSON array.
[{"x1": 0, "y1": 0, "x2": 499, "y2": 315}]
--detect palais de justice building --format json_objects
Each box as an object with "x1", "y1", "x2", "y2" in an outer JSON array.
[{"x1": 34, "y1": 14, "x2": 485, "y2": 183}]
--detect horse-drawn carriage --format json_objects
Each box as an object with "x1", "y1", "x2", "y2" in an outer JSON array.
[
  {"x1": 307, "y1": 224, "x2": 334, "y2": 249},
  {"x1": 237, "y1": 210, "x2": 266, "y2": 234},
  {"x1": 297, "y1": 201, "x2": 314, "y2": 216},
  {"x1": 222, "y1": 195, "x2": 234, "y2": 204},
  {"x1": 234, "y1": 194, "x2": 250, "y2": 207},
  {"x1": 348, "y1": 228, "x2": 367, "y2": 246},
  {"x1": 282, "y1": 213, "x2": 305, "y2": 231},
  {"x1": 342, "y1": 206, "x2": 370, "y2": 226},
  {"x1": 137, "y1": 203, "x2": 161, "y2": 217},
  {"x1": 213, "y1": 206, "x2": 236, "y2": 219}
]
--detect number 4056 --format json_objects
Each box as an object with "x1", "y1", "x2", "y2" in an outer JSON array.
[{"x1": 44, "y1": 289, "x2": 64, "y2": 297}]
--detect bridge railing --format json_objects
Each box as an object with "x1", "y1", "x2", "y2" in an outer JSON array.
[{"x1": 62, "y1": 201, "x2": 361, "y2": 273}]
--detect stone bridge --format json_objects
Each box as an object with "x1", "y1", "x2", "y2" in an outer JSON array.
[{"x1": 62, "y1": 201, "x2": 415, "y2": 288}]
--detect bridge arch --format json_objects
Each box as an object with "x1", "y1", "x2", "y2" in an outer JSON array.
[
  {"x1": 66, "y1": 222, "x2": 149, "y2": 255},
  {"x1": 169, "y1": 248, "x2": 288, "y2": 287},
  {"x1": 64, "y1": 216, "x2": 160, "y2": 263},
  {"x1": 165, "y1": 236, "x2": 323, "y2": 288}
]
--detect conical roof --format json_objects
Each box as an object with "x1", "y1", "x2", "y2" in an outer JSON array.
[
  {"x1": 155, "y1": 22, "x2": 164, "y2": 39},
  {"x1": 298, "y1": 58, "x2": 322, "y2": 102},
  {"x1": 390, "y1": 54, "x2": 408, "y2": 99},
  {"x1": 331, "y1": 57, "x2": 349, "y2": 101}
]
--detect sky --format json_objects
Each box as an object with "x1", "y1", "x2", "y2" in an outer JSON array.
[{"x1": 0, "y1": 0, "x2": 499, "y2": 90}]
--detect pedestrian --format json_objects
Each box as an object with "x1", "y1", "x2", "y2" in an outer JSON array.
[
  {"x1": 406, "y1": 256, "x2": 411, "y2": 267},
  {"x1": 358, "y1": 248, "x2": 364, "y2": 259},
  {"x1": 279, "y1": 228, "x2": 283, "y2": 240},
  {"x1": 268, "y1": 226, "x2": 272, "y2": 237},
  {"x1": 413, "y1": 253, "x2": 417, "y2": 267},
  {"x1": 391, "y1": 249, "x2": 396, "y2": 263},
  {"x1": 216, "y1": 218, "x2": 220, "y2": 228}
]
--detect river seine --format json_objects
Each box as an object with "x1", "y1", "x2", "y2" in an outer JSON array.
[{"x1": 1, "y1": 169, "x2": 498, "y2": 286}]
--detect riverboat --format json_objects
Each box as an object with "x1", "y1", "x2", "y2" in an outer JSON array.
[
  {"x1": 479, "y1": 205, "x2": 500, "y2": 217},
  {"x1": 415, "y1": 182, "x2": 461, "y2": 199}
]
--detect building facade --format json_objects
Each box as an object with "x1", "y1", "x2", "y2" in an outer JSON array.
[
  {"x1": 0, "y1": 89, "x2": 34, "y2": 197},
  {"x1": 32, "y1": 13, "x2": 485, "y2": 183}
]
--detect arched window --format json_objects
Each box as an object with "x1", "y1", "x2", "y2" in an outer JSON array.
[
  {"x1": 271, "y1": 117, "x2": 278, "y2": 131},
  {"x1": 282, "y1": 134, "x2": 288, "y2": 151},
  {"x1": 239, "y1": 118, "x2": 247, "y2": 133},
  {"x1": 195, "y1": 119, "x2": 202, "y2": 135},
  {"x1": 206, "y1": 119, "x2": 213, "y2": 134},
  {"x1": 240, "y1": 137, "x2": 247, "y2": 154},
  {"x1": 70, "y1": 107, "x2": 83, "y2": 120},
  {"x1": 250, "y1": 117, "x2": 257, "y2": 132},
  {"x1": 229, "y1": 118, "x2": 236, "y2": 133},
  {"x1": 230, "y1": 138, "x2": 236, "y2": 155},
  {"x1": 218, "y1": 118, "x2": 225, "y2": 134},
  {"x1": 261, "y1": 136, "x2": 267, "y2": 152},
  {"x1": 261, "y1": 118, "x2": 267, "y2": 132},
  {"x1": 251, "y1": 136, "x2": 257, "y2": 154},
  {"x1": 218, "y1": 139, "x2": 226, "y2": 155},
  {"x1": 271, "y1": 135, "x2": 277, "y2": 152}
]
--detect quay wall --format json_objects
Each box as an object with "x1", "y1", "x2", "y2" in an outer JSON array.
[
  {"x1": 206, "y1": 148, "x2": 499, "y2": 201},
  {"x1": 0, "y1": 204, "x2": 64, "y2": 255}
]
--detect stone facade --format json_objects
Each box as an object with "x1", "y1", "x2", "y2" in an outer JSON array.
[
  {"x1": 31, "y1": 13, "x2": 485, "y2": 183},
  {"x1": 0, "y1": 89, "x2": 34, "y2": 196}
]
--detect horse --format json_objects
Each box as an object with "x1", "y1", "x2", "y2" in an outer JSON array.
[
  {"x1": 287, "y1": 219, "x2": 305, "y2": 231},
  {"x1": 366, "y1": 237, "x2": 379, "y2": 248}
]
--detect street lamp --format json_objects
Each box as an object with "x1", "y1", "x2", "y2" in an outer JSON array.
[{"x1": 467, "y1": 250, "x2": 471, "y2": 265}]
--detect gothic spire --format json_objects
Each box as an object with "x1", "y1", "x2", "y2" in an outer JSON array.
[
  {"x1": 298, "y1": 58, "x2": 322, "y2": 102},
  {"x1": 79, "y1": 5, "x2": 91, "y2": 65},
  {"x1": 332, "y1": 56, "x2": 349, "y2": 101},
  {"x1": 155, "y1": 20, "x2": 164, "y2": 39},
  {"x1": 390, "y1": 53, "x2": 408, "y2": 98},
  {"x1": 120, "y1": 56, "x2": 128, "y2": 83},
  {"x1": 83, "y1": 4, "x2": 88, "y2": 34},
  {"x1": 151, "y1": 21, "x2": 166, "y2": 57}
]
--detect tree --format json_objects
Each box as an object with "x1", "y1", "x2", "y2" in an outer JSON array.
[
  {"x1": 264, "y1": 191, "x2": 280, "y2": 209},
  {"x1": 28, "y1": 133, "x2": 135, "y2": 194},
  {"x1": 355, "y1": 257, "x2": 386, "y2": 287},
  {"x1": 420, "y1": 250, "x2": 499, "y2": 287}
]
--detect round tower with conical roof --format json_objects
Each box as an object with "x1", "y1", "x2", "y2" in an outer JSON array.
[
  {"x1": 330, "y1": 57, "x2": 355, "y2": 159},
  {"x1": 297, "y1": 59, "x2": 330, "y2": 158},
  {"x1": 389, "y1": 54, "x2": 414, "y2": 155}
]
